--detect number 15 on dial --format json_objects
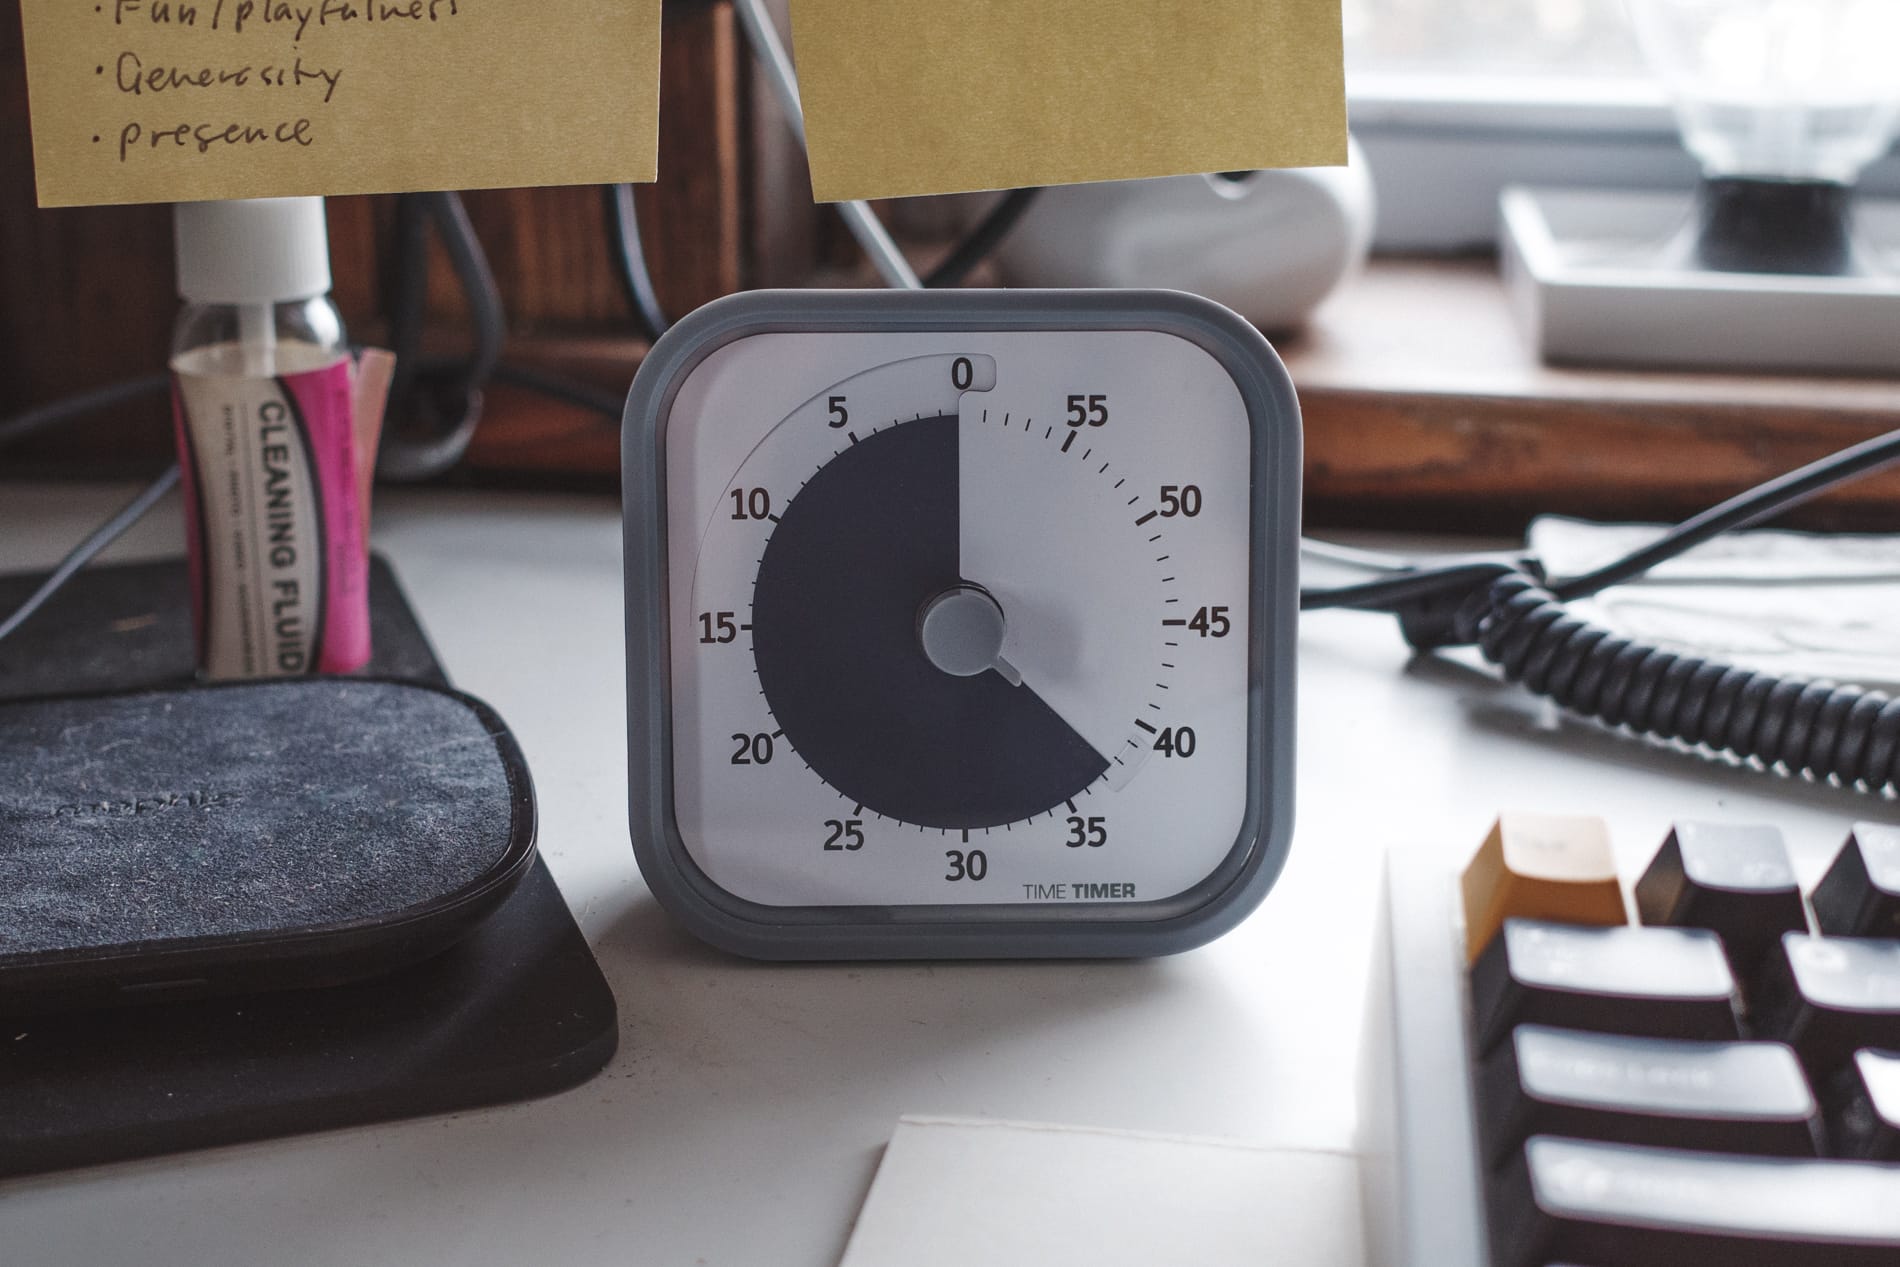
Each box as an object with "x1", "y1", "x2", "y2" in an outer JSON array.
[{"x1": 622, "y1": 290, "x2": 1300, "y2": 959}]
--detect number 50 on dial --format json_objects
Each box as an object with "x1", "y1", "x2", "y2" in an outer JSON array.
[{"x1": 622, "y1": 290, "x2": 1300, "y2": 959}]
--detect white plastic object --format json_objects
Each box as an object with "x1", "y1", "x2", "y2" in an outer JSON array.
[
  {"x1": 1500, "y1": 184, "x2": 1900, "y2": 373},
  {"x1": 992, "y1": 139, "x2": 1375, "y2": 332},
  {"x1": 173, "y1": 197, "x2": 333, "y2": 305}
]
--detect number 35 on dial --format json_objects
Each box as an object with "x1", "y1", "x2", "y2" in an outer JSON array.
[{"x1": 622, "y1": 290, "x2": 1300, "y2": 959}]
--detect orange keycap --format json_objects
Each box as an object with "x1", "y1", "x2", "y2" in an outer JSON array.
[{"x1": 1461, "y1": 813, "x2": 1627, "y2": 962}]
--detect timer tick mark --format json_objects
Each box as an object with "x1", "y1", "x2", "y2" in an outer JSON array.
[
  {"x1": 1156, "y1": 555, "x2": 1170, "y2": 562},
  {"x1": 1044, "y1": 426, "x2": 1053, "y2": 439},
  {"x1": 1135, "y1": 511, "x2": 1157, "y2": 526},
  {"x1": 1161, "y1": 576, "x2": 1176, "y2": 583},
  {"x1": 765, "y1": 513, "x2": 781, "y2": 523},
  {"x1": 1149, "y1": 534, "x2": 1163, "y2": 543},
  {"x1": 1066, "y1": 799, "x2": 1078, "y2": 813},
  {"x1": 1060, "y1": 433, "x2": 1076, "y2": 454},
  {"x1": 1134, "y1": 719, "x2": 1157, "y2": 734},
  {"x1": 1162, "y1": 619, "x2": 1187, "y2": 627},
  {"x1": 1126, "y1": 496, "x2": 1140, "y2": 506},
  {"x1": 1099, "y1": 462, "x2": 1110, "y2": 474},
  {"x1": 1082, "y1": 449, "x2": 1092, "y2": 461},
  {"x1": 847, "y1": 431, "x2": 859, "y2": 444},
  {"x1": 1114, "y1": 479, "x2": 1126, "y2": 489}
]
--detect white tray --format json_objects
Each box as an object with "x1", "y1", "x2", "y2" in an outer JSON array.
[{"x1": 1500, "y1": 185, "x2": 1900, "y2": 374}]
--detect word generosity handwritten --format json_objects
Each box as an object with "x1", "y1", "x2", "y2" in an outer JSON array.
[{"x1": 114, "y1": 51, "x2": 343, "y2": 104}]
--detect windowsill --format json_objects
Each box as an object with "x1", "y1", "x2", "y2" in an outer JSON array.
[
  {"x1": 1349, "y1": 72, "x2": 1676, "y2": 135},
  {"x1": 1278, "y1": 255, "x2": 1900, "y2": 532},
  {"x1": 459, "y1": 258, "x2": 1899, "y2": 534},
  {"x1": 1347, "y1": 74, "x2": 1900, "y2": 250}
]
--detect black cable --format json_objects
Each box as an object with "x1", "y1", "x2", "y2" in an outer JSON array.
[
  {"x1": 1300, "y1": 422, "x2": 1900, "y2": 620},
  {"x1": 605, "y1": 183, "x2": 671, "y2": 342},
  {"x1": 491, "y1": 363, "x2": 625, "y2": 418},
  {"x1": 1551, "y1": 424, "x2": 1900, "y2": 600},
  {"x1": 378, "y1": 190, "x2": 507, "y2": 482},
  {"x1": 0, "y1": 465, "x2": 180, "y2": 644},
  {"x1": 1299, "y1": 421, "x2": 1900, "y2": 794},
  {"x1": 0, "y1": 375, "x2": 169, "y2": 450},
  {"x1": 0, "y1": 380, "x2": 179, "y2": 648},
  {"x1": 1298, "y1": 560, "x2": 1521, "y2": 613},
  {"x1": 924, "y1": 188, "x2": 1041, "y2": 288},
  {"x1": 1456, "y1": 572, "x2": 1900, "y2": 792},
  {"x1": 383, "y1": 191, "x2": 431, "y2": 423}
]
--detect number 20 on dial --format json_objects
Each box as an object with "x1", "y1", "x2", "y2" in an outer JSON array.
[{"x1": 622, "y1": 290, "x2": 1300, "y2": 959}]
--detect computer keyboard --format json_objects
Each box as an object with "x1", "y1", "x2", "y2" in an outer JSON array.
[{"x1": 1365, "y1": 814, "x2": 1900, "y2": 1267}]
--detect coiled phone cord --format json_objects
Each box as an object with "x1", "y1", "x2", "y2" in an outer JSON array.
[
  {"x1": 1304, "y1": 421, "x2": 1900, "y2": 795},
  {"x1": 1457, "y1": 572, "x2": 1900, "y2": 793}
]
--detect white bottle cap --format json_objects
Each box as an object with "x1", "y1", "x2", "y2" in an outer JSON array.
[{"x1": 173, "y1": 196, "x2": 333, "y2": 304}]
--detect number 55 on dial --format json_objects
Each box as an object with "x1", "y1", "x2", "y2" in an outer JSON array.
[{"x1": 623, "y1": 290, "x2": 1300, "y2": 959}]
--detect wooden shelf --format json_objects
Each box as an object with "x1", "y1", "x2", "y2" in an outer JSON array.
[
  {"x1": 1279, "y1": 256, "x2": 1900, "y2": 530},
  {"x1": 471, "y1": 256, "x2": 1900, "y2": 532}
]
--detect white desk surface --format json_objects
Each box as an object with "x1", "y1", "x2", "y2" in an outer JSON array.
[{"x1": 0, "y1": 483, "x2": 1879, "y2": 1267}]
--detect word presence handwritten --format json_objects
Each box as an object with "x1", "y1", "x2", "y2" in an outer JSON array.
[{"x1": 19, "y1": 0, "x2": 662, "y2": 207}]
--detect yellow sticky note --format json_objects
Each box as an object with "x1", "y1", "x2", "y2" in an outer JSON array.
[
  {"x1": 790, "y1": 0, "x2": 1346, "y2": 203},
  {"x1": 18, "y1": 0, "x2": 661, "y2": 208}
]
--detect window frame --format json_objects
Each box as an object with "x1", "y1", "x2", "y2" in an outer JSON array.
[{"x1": 1349, "y1": 72, "x2": 1900, "y2": 251}]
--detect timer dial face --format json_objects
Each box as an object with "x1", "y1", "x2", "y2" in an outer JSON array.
[{"x1": 665, "y1": 329, "x2": 1255, "y2": 909}]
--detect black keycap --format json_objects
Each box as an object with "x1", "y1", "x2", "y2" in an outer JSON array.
[
  {"x1": 1755, "y1": 934, "x2": 1900, "y2": 1073},
  {"x1": 1491, "y1": 1135, "x2": 1900, "y2": 1267},
  {"x1": 1634, "y1": 821, "x2": 1806, "y2": 970},
  {"x1": 1813, "y1": 823, "x2": 1900, "y2": 939},
  {"x1": 1829, "y1": 1049, "x2": 1900, "y2": 1162},
  {"x1": 1477, "y1": 1025, "x2": 1818, "y2": 1165},
  {"x1": 1471, "y1": 919, "x2": 1739, "y2": 1053}
]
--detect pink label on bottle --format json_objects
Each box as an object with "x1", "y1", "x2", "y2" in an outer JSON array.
[{"x1": 171, "y1": 356, "x2": 370, "y2": 678}]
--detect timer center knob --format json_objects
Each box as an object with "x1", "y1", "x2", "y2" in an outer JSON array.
[{"x1": 917, "y1": 584, "x2": 1022, "y2": 686}]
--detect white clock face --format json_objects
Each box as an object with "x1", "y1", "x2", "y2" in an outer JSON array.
[{"x1": 664, "y1": 330, "x2": 1255, "y2": 909}]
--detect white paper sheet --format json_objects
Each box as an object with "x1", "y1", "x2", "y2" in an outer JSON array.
[
  {"x1": 837, "y1": 1117, "x2": 1364, "y2": 1267},
  {"x1": 1531, "y1": 516, "x2": 1900, "y2": 692}
]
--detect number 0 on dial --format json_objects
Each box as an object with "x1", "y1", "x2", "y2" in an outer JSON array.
[{"x1": 623, "y1": 290, "x2": 1300, "y2": 959}]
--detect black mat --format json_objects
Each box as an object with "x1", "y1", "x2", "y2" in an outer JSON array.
[{"x1": 0, "y1": 556, "x2": 618, "y2": 1178}]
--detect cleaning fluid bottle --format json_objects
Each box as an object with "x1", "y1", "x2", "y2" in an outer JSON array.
[{"x1": 170, "y1": 196, "x2": 371, "y2": 679}]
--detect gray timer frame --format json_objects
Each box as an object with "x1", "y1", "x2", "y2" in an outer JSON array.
[{"x1": 622, "y1": 289, "x2": 1301, "y2": 959}]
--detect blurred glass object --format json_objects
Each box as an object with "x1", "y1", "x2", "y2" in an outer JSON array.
[
  {"x1": 1626, "y1": 0, "x2": 1900, "y2": 274},
  {"x1": 1627, "y1": 0, "x2": 1900, "y2": 183}
]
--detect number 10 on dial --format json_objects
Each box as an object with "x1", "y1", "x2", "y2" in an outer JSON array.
[{"x1": 622, "y1": 290, "x2": 1301, "y2": 959}]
